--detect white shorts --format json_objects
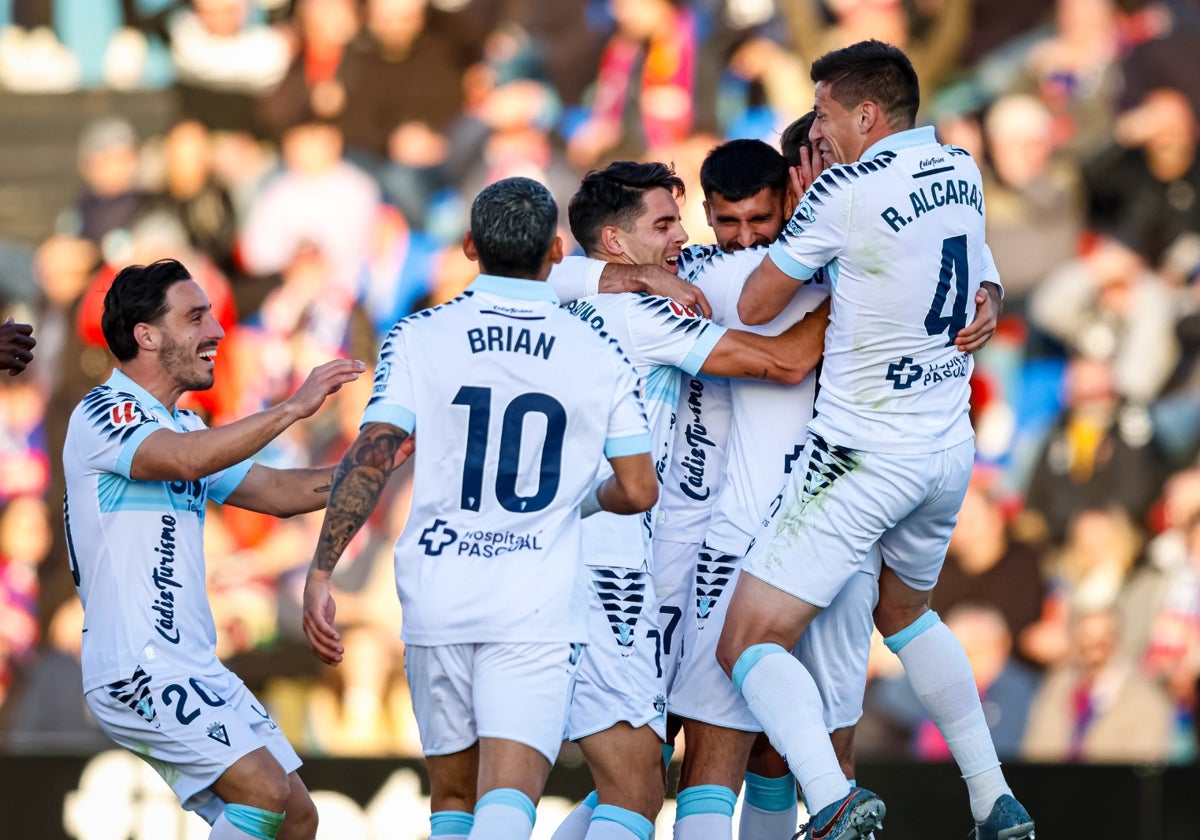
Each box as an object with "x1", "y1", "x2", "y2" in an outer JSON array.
[
  {"x1": 651, "y1": 539, "x2": 699, "y2": 695},
  {"x1": 87, "y1": 664, "x2": 300, "y2": 821},
  {"x1": 671, "y1": 547, "x2": 878, "y2": 732},
  {"x1": 745, "y1": 433, "x2": 974, "y2": 607},
  {"x1": 566, "y1": 566, "x2": 667, "y2": 741},
  {"x1": 405, "y1": 641, "x2": 578, "y2": 765}
]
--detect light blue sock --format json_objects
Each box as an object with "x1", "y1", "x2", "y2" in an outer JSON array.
[
  {"x1": 552, "y1": 791, "x2": 599, "y2": 840},
  {"x1": 470, "y1": 788, "x2": 536, "y2": 840},
  {"x1": 431, "y1": 810, "x2": 474, "y2": 840},
  {"x1": 210, "y1": 804, "x2": 285, "y2": 840},
  {"x1": 673, "y1": 784, "x2": 737, "y2": 839},
  {"x1": 588, "y1": 804, "x2": 654, "y2": 840},
  {"x1": 739, "y1": 771, "x2": 797, "y2": 840},
  {"x1": 732, "y1": 644, "x2": 848, "y2": 815}
]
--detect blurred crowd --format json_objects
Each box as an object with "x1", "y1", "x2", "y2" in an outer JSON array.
[{"x1": 0, "y1": 0, "x2": 1199, "y2": 769}]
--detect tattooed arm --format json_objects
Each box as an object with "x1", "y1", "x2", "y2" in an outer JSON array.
[
  {"x1": 303, "y1": 422, "x2": 414, "y2": 665},
  {"x1": 223, "y1": 465, "x2": 337, "y2": 517},
  {"x1": 699, "y1": 297, "x2": 830, "y2": 386}
]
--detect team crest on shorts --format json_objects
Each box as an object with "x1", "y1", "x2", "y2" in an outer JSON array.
[
  {"x1": 654, "y1": 694, "x2": 667, "y2": 715},
  {"x1": 206, "y1": 721, "x2": 230, "y2": 746}
]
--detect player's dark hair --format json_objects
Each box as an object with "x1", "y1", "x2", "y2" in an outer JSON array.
[
  {"x1": 780, "y1": 111, "x2": 817, "y2": 168},
  {"x1": 811, "y1": 39, "x2": 919, "y2": 129},
  {"x1": 699, "y1": 139, "x2": 787, "y2": 203},
  {"x1": 470, "y1": 176, "x2": 559, "y2": 278},
  {"x1": 568, "y1": 161, "x2": 685, "y2": 256},
  {"x1": 101, "y1": 258, "x2": 193, "y2": 362}
]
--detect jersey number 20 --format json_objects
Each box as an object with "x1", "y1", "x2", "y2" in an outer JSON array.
[
  {"x1": 924, "y1": 234, "x2": 969, "y2": 346},
  {"x1": 453, "y1": 385, "x2": 566, "y2": 513}
]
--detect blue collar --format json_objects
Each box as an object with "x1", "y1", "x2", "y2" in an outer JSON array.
[
  {"x1": 862, "y1": 125, "x2": 937, "y2": 161},
  {"x1": 107, "y1": 369, "x2": 174, "y2": 418},
  {"x1": 468, "y1": 274, "x2": 561, "y2": 304}
]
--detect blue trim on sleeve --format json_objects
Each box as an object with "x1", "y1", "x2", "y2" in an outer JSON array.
[
  {"x1": 676, "y1": 784, "x2": 738, "y2": 818},
  {"x1": 744, "y1": 772, "x2": 797, "y2": 812},
  {"x1": 582, "y1": 790, "x2": 600, "y2": 810},
  {"x1": 468, "y1": 273, "x2": 561, "y2": 303},
  {"x1": 593, "y1": 804, "x2": 654, "y2": 840},
  {"x1": 208, "y1": 459, "x2": 254, "y2": 504},
  {"x1": 731, "y1": 642, "x2": 789, "y2": 694},
  {"x1": 430, "y1": 810, "x2": 474, "y2": 836},
  {"x1": 679, "y1": 323, "x2": 727, "y2": 375},
  {"x1": 223, "y1": 804, "x2": 284, "y2": 839},
  {"x1": 361, "y1": 404, "x2": 416, "y2": 433},
  {"x1": 884, "y1": 609, "x2": 940, "y2": 654},
  {"x1": 115, "y1": 423, "x2": 161, "y2": 479},
  {"x1": 475, "y1": 788, "x2": 536, "y2": 825},
  {"x1": 605, "y1": 433, "x2": 652, "y2": 458},
  {"x1": 766, "y1": 244, "x2": 819, "y2": 282}
]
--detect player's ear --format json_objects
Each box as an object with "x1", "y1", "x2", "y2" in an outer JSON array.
[
  {"x1": 462, "y1": 232, "x2": 479, "y2": 262},
  {"x1": 599, "y1": 225, "x2": 625, "y2": 259},
  {"x1": 547, "y1": 235, "x2": 564, "y2": 265},
  {"x1": 134, "y1": 322, "x2": 156, "y2": 352},
  {"x1": 860, "y1": 100, "x2": 879, "y2": 133}
]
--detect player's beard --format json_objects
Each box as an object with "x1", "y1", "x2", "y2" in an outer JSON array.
[{"x1": 160, "y1": 333, "x2": 215, "y2": 392}]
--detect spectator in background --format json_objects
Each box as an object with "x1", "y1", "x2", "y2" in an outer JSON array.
[
  {"x1": 0, "y1": 318, "x2": 35, "y2": 376},
  {"x1": 566, "y1": 0, "x2": 698, "y2": 168},
  {"x1": 1028, "y1": 236, "x2": 1180, "y2": 403},
  {"x1": 979, "y1": 93, "x2": 1085, "y2": 315},
  {"x1": 0, "y1": 495, "x2": 50, "y2": 712},
  {"x1": 1022, "y1": 607, "x2": 1174, "y2": 763},
  {"x1": 239, "y1": 114, "x2": 379, "y2": 304},
  {"x1": 168, "y1": 0, "x2": 290, "y2": 133},
  {"x1": 257, "y1": 0, "x2": 360, "y2": 142},
  {"x1": 933, "y1": 470, "x2": 1047, "y2": 665},
  {"x1": 60, "y1": 116, "x2": 147, "y2": 252}
]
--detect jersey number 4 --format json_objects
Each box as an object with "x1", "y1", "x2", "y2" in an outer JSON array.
[
  {"x1": 453, "y1": 385, "x2": 566, "y2": 513},
  {"x1": 924, "y1": 234, "x2": 969, "y2": 346}
]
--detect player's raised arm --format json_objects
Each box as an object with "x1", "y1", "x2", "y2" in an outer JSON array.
[
  {"x1": 736, "y1": 254, "x2": 805, "y2": 326},
  {"x1": 303, "y1": 421, "x2": 413, "y2": 665}
]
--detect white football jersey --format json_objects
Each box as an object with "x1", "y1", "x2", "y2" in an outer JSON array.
[
  {"x1": 768, "y1": 126, "x2": 994, "y2": 453},
  {"x1": 63, "y1": 370, "x2": 254, "y2": 692},
  {"x1": 689, "y1": 247, "x2": 829, "y2": 556},
  {"x1": 364, "y1": 275, "x2": 651, "y2": 645},
  {"x1": 563, "y1": 292, "x2": 726, "y2": 567}
]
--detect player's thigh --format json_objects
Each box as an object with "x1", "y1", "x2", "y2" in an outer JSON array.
[
  {"x1": 425, "y1": 743, "x2": 480, "y2": 813},
  {"x1": 567, "y1": 565, "x2": 666, "y2": 742},
  {"x1": 576, "y1": 721, "x2": 665, "y2": 818},
  {"x1": 277, "y1": 771, "x2": 318, "y2": 840},
  {"x1": 794, "y1": 563, "x2": 879, "y2": 733},
  {"x1": 476, "y1": 736, "x2": 553, "y2": 805},
  {"x1": 87, "y1": 665, "x2": 299, "y2": 818},
  {"x1": 876, "y1": 440, "x2": 974, "y2": 599}
]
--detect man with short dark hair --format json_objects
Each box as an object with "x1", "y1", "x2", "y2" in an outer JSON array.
[
  {"x1": 64, "y1": 257, "x2": 365, "y2": 840},
  {"x1": 303, "y1": 176, "x2": 659, "y2": 840},
  {"x1": 720, "y1": 40, "x2": 1034, "y2": 839}
]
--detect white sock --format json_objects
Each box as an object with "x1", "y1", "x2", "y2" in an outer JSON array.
[
  {"x1": 739, "y1": 772, "x2": 798, "y2": 839},
  {"x1": 887, "y1": 612, "x2": 1011, "y2": 822},
  {"x1": 588, "y1": 804, "x2": 654, "y2": 840},
  {"x1": 733, "y1": 644, "x2": 848, "y2": 814},
  {"x1": 209, "y1": 815, "x2": 259, "y2": 840},
  {"x1": 209, "y1": 805, "x2": 284, "y2": 839},
  {"x1": 470, "y1": 789, "x2": 536, "y2": 840},
  {"x1": 673, "y1": 785, "x2": 736, "y2": 839},
  {"x1": 431, "y1": 809, "x2": 474, "y2": 840},
  {"x1": 552, "y1": 791, "x2": 599, "y2": 840}
]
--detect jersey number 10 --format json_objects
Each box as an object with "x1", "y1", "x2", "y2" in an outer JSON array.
[{"x1": 453, "y1": 385, "x2": 566, "y2": 514}]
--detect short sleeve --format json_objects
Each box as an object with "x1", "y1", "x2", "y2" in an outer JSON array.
[
  {"x1": 208, "y1": 460, "x2": 255, "y2": 504},
  {"x1": 768, "y1": 170, "x2": 853, "y2": 281},
  {"x1": 71, "y1": 389, "x2": 165, "y2": 479},
  {"x1": 624, "y1": 295, "x2": 727, "y2": 376},
  {"x1": 548, "y1": 256, "x2": 605, "y2": 304},
  {"x1": 604, "y1": 351, "x2": 652, "y2": 458},
  {"x1": 691, "y1": 249, "x2": 765, "y2": 326},
  {"x1": 361, "y1": 321, "x2": 417, "y2": 432},
  {"x1": 979, "y1": 243, "x2": 1003, "y2": 298}
]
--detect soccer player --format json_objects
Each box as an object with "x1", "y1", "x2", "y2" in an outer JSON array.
[
  {"x1": 718, "y1": 40, "x2": 1035, "y2": 839},
  {"x1": 302, "y1": 176, "x2": 659, "y2": 840},
  {"x1": 551, "y1": 160, "x2": 830, "y2": 840},
  {"x1": 63, "y1": 258, "x2": 366, "y2": 840},
  {"x1": 0, "y1": 317, "x2": 35, "y2": 375}
]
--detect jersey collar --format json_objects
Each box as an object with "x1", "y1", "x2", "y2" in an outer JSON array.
[
  {"x1": 862, "y1": 125, "x2": 937, "y2": 161},
  {"x1": 107, "y1": 369, "x2": 173, "y2": 418},
  {"x1": 468, "y1": 273, "x2": 561, "y2": 304}
]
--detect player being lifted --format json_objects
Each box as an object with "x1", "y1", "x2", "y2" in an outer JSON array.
[
  {"x1": 718, "y1": 40, "x2": 1035, "y2": 840},
  {"x1": 303, "y1": 177, "x2": 659, "y2": 840},
  {"x1": 64, "y1": 258, "x2": 365, "y2": 840}
]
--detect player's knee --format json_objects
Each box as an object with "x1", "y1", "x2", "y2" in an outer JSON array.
[
  {"x1": 279, "y1": 791, "x2": 318, "y2": 840},
  {"x1": 714, "y1": 632, "x2": 742, "y2": 679}
]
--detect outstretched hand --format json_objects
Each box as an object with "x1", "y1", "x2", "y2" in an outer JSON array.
[
  {"x1": 0, "y1": 318, "x2": 35, "y2": 376},
  {"x1": 286, "y1": 358, "x2": 367, "y2": 419}
]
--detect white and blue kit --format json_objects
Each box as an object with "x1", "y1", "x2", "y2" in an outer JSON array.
[
  {"x1": 560, "y1": 290, "x2": 726, "y2": 741},
  {"x1": 364, "y1": 274, "x2": 651, "y2": 762},
  {"x1": 746, "y1": 126, "x2": 997, "y2": 605},
  {"x1": 64, "y1": 369, "x2": 296, "y2": 822}
]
